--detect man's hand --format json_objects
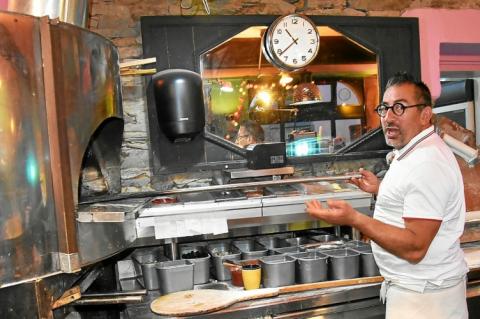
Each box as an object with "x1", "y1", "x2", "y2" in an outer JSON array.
[
  {"x1": 305, "y1": 199, "x2": 359, "y2": 226},
  {"x1": 305, "y1": 198, "x2": 441, "y2": 263},
  {"x1": 350, "y1": 168, "x2": 380, "y2": 194}
]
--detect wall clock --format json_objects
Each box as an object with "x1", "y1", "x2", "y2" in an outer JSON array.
[{"x1": 262, "y1": 14, "x2": 320, "y2": 72}]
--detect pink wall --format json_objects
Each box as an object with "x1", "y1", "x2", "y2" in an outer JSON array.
[{"x1": 402, "y1": 9, "x2": 480, "y2": 99}]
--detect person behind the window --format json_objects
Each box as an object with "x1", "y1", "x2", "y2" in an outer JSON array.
[{"x1": 235, "y1": 120, "x2": 265, "y2": 148}]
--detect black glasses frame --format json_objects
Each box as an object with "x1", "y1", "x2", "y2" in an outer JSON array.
[{"x1": 375, "y1": 102, "x2": 427, "y2": 117}]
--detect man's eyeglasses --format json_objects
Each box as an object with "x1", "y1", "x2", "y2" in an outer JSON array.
[{"x1": 374, "y1": 102, "x2": 427, "y2": 117}]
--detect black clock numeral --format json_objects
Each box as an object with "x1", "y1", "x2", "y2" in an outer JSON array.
[
  {"x1": 291, "y1": 18, "x2": 298, "y2": 24},
  {"x1": 308, "y1": 48, "x2": 312, "y2": 53},
  {"x1": 274, "y1": 39, "x2": 279, "y2": 44},
  {"x1": 283, "y1": 22, "x2": 287, "y2": 28},
  {"x1": 293, "y1": 58, "x2": 298, "y2": 64},
  {"x1": 310, "y1": 39, "x2": 315, "y2": 44},
  {"x1": 277, "y1": 29, "x2": 282, "y2": 34},
  {"x1": 302, "y1": 56, "x2": 307, "y2": 61},
  {"x1": 307, "y1": 29, "x2": 313, "y2": 34},
  {"x1": 277, "y1": 49, "x2": 282, "y2": 54},
  {"x1": 284, "y1": 56, "x2": 288, "y2": 61}
]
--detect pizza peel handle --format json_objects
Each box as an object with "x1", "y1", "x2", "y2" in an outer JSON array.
[
  {"x1": 277, "y1": 275, "x2": 384, "y2": 294},
  {"x1": 150, "y1": 288, "x2": 279, "y2": 316}
]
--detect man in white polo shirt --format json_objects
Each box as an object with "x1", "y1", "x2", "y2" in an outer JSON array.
[{"x1": 305, "y1": 72, "x2": 468, "y2": 319}]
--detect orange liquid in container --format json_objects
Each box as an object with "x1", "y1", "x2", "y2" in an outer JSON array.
[{"x1": 230, "y1": 267, "x2": 243, "y2": 287}]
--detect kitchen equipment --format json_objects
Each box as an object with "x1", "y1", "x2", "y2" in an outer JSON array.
[
  {"x1": 303, "y1": 234, "x2": 344, "y2": 250},
  {"x1": 150, "y1": 276, "x2": 384, "y2": 316},
  {"x1": 310, "y1": 234, "x2": 340, "y2": 243},
  {"x1": 271, "y1": 246, "x2": 307, "y2": 255},
  {"x1": 2, "y1": 0, "x2": 89, "y2": 27},
  {"x1": 256, "y1": 236, "x2": 291, "y2": 250},
  {"x1": 156, "y1": 260, "x2": 194, "y2": 294},
  {"x1": 179, "y1": 244, "x2": 211, "y2": 284},
  {"x1": 324, "y1": 248, "x2": 360, "y2": 280},
  {"x1": 282, "y1": 236, "x2": 316, "y2": 246},
  {"x1": 291, "y1": 251, "x2": 328, "y2": 283},
  {"x1": 208, "y1": 241, "x2": 242, "y2": 281},
  {"x1": 0, "y1": 10, "x2": 123, "y2": 289},
  {"x1": 345, "y1": 240, "x2": 370, "y2": 249},
  {"x1": 132, "y1": 247, "x2": 168, "y2": 290},
  {"x1": 232, "y1": 239, "x2": 268, "y2": 259},
  {"x1": 350, "y1": 245, "x2": 380, "y2": 277},
  {"x1": 260, "y1": 255, "x2": 296, "y2": 287}
]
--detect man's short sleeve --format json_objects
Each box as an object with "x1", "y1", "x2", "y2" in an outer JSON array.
[{"x1": 403, "y1": 161, "x2": 453, "y2": 220}]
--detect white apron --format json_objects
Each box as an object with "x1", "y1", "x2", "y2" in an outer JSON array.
[{"x1": 384, "y1": 279, "x2": 468, "y2": 319}]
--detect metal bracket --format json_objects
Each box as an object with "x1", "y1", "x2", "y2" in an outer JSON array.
[
  {"x1": 59, "y1": 252, "x2": 81, "y2": 273},
  {"x1": 52, "y1": 286, "x2": 81, "y2": 309}
]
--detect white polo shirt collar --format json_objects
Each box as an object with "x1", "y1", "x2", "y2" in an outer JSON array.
[{"x1": 393, "y1": 125, "x2": 435, "y2": 161}]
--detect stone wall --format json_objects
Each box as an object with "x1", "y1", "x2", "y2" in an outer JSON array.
[{"x1": 88, "y1": 0, "x2": 480, "y2": 191}]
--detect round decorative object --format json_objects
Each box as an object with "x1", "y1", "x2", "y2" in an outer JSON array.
[
  {"x1": 263, "y1": 14, "x2": 320, "y2": 71},
  {"x1": 338, "y1": 87, "x2": 352, "y2": 102}
]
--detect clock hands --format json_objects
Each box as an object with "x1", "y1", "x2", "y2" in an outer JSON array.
[
  {"x1": 279, "y1": 28, "x2": 300, "y2": 56},
  {"x1": 280, "y1": 36, "x2": 299, "y2": 56},
  {"x1": 285, "y1": 29, "x2": 298, "y2": 45},
  {"x1": 280, "y1": 40, "x2": 296, "y2": 56},
  {"x1": 264, "y1": 14, "x2": 319, "y2": 70}
]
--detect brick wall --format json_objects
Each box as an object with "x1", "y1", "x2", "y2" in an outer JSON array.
[{"x1": 88, "y1": 0, "x2": 480, "y2": 191}]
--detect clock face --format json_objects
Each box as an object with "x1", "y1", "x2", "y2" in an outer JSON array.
[{"x1": 263, "y1": 14, "x2": 320, "y2": 71}]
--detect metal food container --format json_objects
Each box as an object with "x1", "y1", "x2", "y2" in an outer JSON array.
[
  {"x1": 131, "y1": 246, "x2": 168, "y2": 290},
  {"x1": 282, "y1": 237, "x2": 316, "y2": 247},
  {"x1": 260, "y1": 255, "x2": 295, "y2": 287},
  {"x1": 308, "y1": 234, "x2": 345, "y2": 251},
  {"x1": 350, "y1": 245, "x2": 380, "y2": 277},
  {"x1": 156, "y1": 260, "x2": 194, "y2": 294},
  {"x1": 179, "y1": 244, "x2": 211, "y2": 284},
  {"x1": 308, "y1": 242, "x2": 345, "y2": 251},
  {"x1": 255, "y1": 234, "x2": 292, "y2": 250},
  {"x1": 310, "y1": 234, "x2": 341, "y2": 243},
  {"x1": 208, "y1": 241, "x2": 241, "y2": 281},
  {"x1": 345, "y1": 240, "x2": 370, "y2": 249},
  {"x1": 271, "y1": 246, "x2": 307, "y2": 255},
  {"x1": 323, "y1": 248, "x2": 360, "y2": 280},
  {"x1": 233, "y1": 239, "x2": 268, "y2": 259},
  {"x1": 290, "y1": 251, "x2": 328, "y2": 283}
]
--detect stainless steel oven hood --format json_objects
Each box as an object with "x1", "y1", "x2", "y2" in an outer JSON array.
[{"x1": 1, "y1": 0, "x2": 89, "y2": 27}]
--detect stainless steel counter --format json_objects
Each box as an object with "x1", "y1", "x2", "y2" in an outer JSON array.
[
  {"x1": 134, "y1": 180, "x2": 372, "y2": 240},
  {"x1": 124, "y1": 282, "x2": 384, "y2": 319},
  {"x1": 118, "y1": 243, "x2": 480, "y2": 319}
]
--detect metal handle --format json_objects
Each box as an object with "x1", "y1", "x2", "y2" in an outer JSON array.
[{"x1": 72, "y1": 295, "x2": 144, "y2": 306}]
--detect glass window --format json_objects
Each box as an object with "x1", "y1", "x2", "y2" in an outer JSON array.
[{"x1": 200, "y1": 26, "x2": 379, "y2": 159}]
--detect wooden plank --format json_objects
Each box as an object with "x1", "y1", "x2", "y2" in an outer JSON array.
[{"x1": 119, "y1": 57, "x2": 156, "y2": 68}]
